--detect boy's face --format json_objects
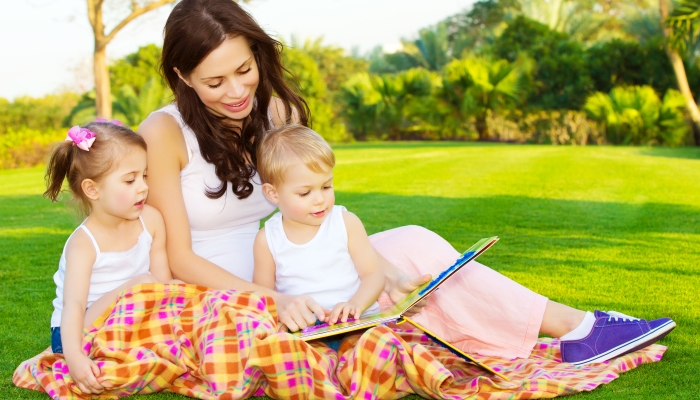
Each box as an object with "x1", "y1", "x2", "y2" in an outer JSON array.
[{"x1": 262, "y1": 159, "x2": 335, "y2": 228}]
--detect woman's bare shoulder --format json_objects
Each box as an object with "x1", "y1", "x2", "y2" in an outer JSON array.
[
  {"x1": 138, "y1": 110, "x2": 188, "y2": 166},
  {"x1": 138, "y1": 111, "x2": 182, "y2": 141},
  {"x1": 268, "y1": 97, "x2": 300, "y2": 127}
]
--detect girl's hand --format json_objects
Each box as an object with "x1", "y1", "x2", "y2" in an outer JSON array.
[
  {"x1": 328, "y1": 302, "x2": 360, "y2": 324},
  {"x1": 65, "y1": 352, "x2": 105, "y2": 394},
  {"x1": 276, "y1": 294, "x2": 328, "y2": 332},
  {"x1": 385, "y1": 271, "x2": 432, "y2": 317}
]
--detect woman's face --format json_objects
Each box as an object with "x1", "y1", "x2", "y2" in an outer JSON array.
[{"x1": 183, "y1": 35, "x2": 260, "y2": 121}]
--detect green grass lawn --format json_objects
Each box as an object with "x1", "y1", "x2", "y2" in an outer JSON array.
[{"x1": 1, "y1": 143, "x2": 698, "y2": 399}]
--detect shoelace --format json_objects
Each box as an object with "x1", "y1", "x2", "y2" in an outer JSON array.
[{"x1": 607, "y1": 316, "x2": 640, "y2": 322}]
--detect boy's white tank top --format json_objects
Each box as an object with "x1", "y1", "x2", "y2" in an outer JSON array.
[
  {"x1": 51, "y1": 217, "x2": 152, "y2": 327},
  {"x1": 153, "y1": 105, "x2": 276, "y2": 281},
  {"x1": 265, "y1": 205, "x2": 380, "y2": 314}
]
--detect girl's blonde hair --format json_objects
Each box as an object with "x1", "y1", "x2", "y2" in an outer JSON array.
[
  {"x1": 257, "y1": 124, "x2": 335, "y2": 186},
  {"x1": 44, "y1": 122, "x2": 147, "y2": 215}
]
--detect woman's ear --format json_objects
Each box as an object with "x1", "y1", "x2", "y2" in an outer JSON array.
[
  {"x1": 81, "y1": 179, "x2": 99, "y2": 201},
  {"x1": 262, "y1": 183, "x2": 279, "y2": 204},
  {"x1": 173, "y1": 67, "x2": 192, "y2": 87}
]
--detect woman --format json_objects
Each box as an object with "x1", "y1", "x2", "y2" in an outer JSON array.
[{"x1": 139, "y1": 0, "x2": 673, "y2": 367}]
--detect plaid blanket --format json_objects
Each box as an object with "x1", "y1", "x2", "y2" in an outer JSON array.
[{"x1": 14, "y1": 284, "x2": 667, "y2": 399}]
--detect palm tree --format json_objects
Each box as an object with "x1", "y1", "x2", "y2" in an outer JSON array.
[
  {"x1": 583, "y1": 86, "x2": 688, "y2": 145},
  {"x1": 113, "y1": 78, "x2": 171, "y2": 127},
  {"x1": 437, "y1": 57, "x2": 531, "y2": 141},
  {"x1": 662, "y1": 0, "x2": 700, "y2": 144}
]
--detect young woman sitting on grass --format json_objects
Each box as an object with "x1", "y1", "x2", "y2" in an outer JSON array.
[
  {"x1": 44, "y1": 121, "x2": 181, "y2": 395},
  {"x1": 138, "y1": 0, "x2": 675, "y2": 371}
]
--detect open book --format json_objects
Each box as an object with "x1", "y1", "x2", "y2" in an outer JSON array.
[{"x1": 290, "y1": 236, "x2": 508, "y2": 380}]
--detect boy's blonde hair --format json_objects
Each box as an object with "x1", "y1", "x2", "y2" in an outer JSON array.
[{"x1": 257, "y1": 124, "x2": 335, "y2": 186}]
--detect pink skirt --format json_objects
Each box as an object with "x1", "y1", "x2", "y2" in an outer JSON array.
[{"x1": 370, "y1": 226, "x2": 548, "y2": 359}]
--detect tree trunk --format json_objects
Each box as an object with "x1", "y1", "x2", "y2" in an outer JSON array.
[
  {"x1": 660, "y1": 0, "x2": 700, "y2": 145},
  {"x1": 476, "y1": 114, "x2": 489, "y2": 141},
  {"x1": 93, "y1": 44, "x2": 111, "y2": 119}
]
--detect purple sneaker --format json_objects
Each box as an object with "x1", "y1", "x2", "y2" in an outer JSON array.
[{"x1": 561, "y1": 310, "x2": 676, "y2": 365}]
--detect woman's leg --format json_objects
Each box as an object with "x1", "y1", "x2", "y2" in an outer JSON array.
[
  {"x1": 370, "y1": 225, "x2": 675, "y2": 363},
  {"x1": 541, "y1": 300, "x2": 586, "y2": 337},
  {"x1": 370, "y1": 226, "x2": 550, "y2": 358}
]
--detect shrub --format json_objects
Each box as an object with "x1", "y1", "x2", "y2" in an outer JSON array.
[
  {"x1": 487, "y1": 110, "x2": 604, "y2": 145},
  {"x1": 584, "y1": 86, "x2": 689, "y2": 145},
  {"x1": 0, "y1": 128, "x2": 64, "y2": 169}
]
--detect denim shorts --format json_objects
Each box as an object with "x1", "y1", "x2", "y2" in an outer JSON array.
[{"x1": 51, "y1": 327, "x2": 63, "y2": 354}]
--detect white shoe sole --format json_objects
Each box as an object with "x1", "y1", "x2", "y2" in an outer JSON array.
[{"x1": 570, "y1": 320, "x2": 676, "y2": 366}]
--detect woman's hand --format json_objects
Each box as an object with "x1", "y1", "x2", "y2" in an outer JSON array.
[
  {"x1": 384, "y1": 270, "x2": 432, "y2": 317},
  {"x1": 276, "y1": 294, "x2": 328, "y2": 332}
]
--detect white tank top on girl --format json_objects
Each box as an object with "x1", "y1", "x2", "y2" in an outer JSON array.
[
  {"x1": 265, "y1": 205, "x2": 381, "y2": 315},
  {"x1": 50, "y1": 217, "x2": 152, "y2": 327},
  {"x1": 153, "y1": 105, "x2": 276, "y2": 281}
]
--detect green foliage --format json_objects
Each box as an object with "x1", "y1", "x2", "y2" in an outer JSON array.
[
  {"x1": 0, "y1": 128, "x2": 64, "y2": 169},
  {"x1": 283, "y1": 47, "x2": 349, "y2": 142},
  {"x1": 109, "y1": 44, "x2": 168, "y2": 97},
  {"x1": 667, "y1": 0, "x2": 700, "y2": 52},
  {"x1": 493, "y1": 16, "x2": 592, "y2": 110},
  {"x1": 586, "y1": 37, "x2": 700, "y2": 95},
  {"x1": 113, "y1": 78, "x2": 171, "y2": 127},
  {"x1": 435, "y1": 57, "x2": 532, "y2": 140},
  {"x1": 584, "y1": 85, "x2": 689, "y2": 145},
  {"x1": 0, "y1": 93, "x2": 79, "y2": 135},
  {"x1": 339, "y1": 69, "x2": 436, "y2": 140}
]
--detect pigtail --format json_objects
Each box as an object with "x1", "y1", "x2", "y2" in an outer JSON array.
[{"x1": 44, "y1": 141, "x2": 74, "y2": 202}]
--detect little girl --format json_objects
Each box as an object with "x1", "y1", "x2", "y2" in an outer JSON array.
[
  {"x1": 44, "y1": 121, "x2": 177, "y2": 395},
  {"x1": 253, "y1": 125, "x2": 385, "y2": 326}
]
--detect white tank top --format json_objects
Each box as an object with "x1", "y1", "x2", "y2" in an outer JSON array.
[
  {"x1": 153, "y1": 105, "x2": 276, "y2": 281},
  {"x1": 51, "y1": 217, "x2": 152, "y2": 327},
  {"x1": 265, "y1": 205, "x2": 381, "y2": 314}
]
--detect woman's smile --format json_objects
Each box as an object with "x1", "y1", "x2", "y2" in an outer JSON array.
[{"x1": 221, "y1": 94, "x2": 250, "y2": 113}]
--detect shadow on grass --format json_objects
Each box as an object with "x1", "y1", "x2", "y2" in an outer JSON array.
[{"x1": 637, "y1": 147, "x2": 700, "y2": 160}]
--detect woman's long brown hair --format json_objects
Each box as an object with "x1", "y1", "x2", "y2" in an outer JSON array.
[{"x1": 161, "y1": 0, "x2": 309, "y2": 199}]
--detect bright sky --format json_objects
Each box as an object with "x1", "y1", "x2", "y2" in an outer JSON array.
[{"x1": 0, "y1": 0, "x2": 474, "y2": 100}]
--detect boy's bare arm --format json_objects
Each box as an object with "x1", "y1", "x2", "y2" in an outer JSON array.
[
  {"x1": 252, "y1": 228, "x2": 277, "y2": 290},
  {"x1": 343, "y1": 211, "x2": 386, "y2": 312}
]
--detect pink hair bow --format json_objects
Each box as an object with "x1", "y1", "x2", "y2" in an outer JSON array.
[
  {"x1": 94, "y1": 118, "x2": 124, "y2": 126},
  {"x1": 65, "y1": 126, "x2": 96, "y2": 151}
]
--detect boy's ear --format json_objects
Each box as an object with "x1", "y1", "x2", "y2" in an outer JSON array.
[
  {"x1": 81, "y1": 179, "x2": 99, "y2": 201},
  {"x1": 261, "y1": 183, "x2": 279, "y2": 204}
]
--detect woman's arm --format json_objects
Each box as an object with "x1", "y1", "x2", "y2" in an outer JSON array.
[
  {"x1": 328, "y1": 211, "x2": 386, "y2": 323},
  {"x1": 61, "y1": 232, "x2": 105, "y2": 394},
  {"x1": 138, "y1": 112, "x2": 324, "y2": 328},
  {"x1": 141, "y1": 205, "x2": 172, "y2": 282},
  {"x1": 139, "y1": 113, "x2": 266, "y2": 292}
]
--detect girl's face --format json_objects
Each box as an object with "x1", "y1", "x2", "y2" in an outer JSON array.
[
  {"x1": 183, "y1": 35, "x2": 260, "y2": 121},
  {"x1": 91, "y1": 148, "x2": 149, "y2": 220}
]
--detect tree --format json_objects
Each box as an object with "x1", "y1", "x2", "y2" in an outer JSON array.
[
  {"x1": 664, "y1": 0, "x2": 700, "y2": 144},
  {"x1": 493, "y1": 16, "x2": 592, "y2": 110},
  {"x1": 87, "y1": 0, "x2": 177, "y2": 119},
  {"x1": 437, "y1": 57, "x2": 531, "y2": 141}
]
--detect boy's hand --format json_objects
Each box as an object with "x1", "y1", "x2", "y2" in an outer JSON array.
[
  {"x1": 328, "y1": 302, "x2": 360, "y2": 324},
  {"x1": 65, "y1": 352, "x2": 105, "y2": 394}
]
